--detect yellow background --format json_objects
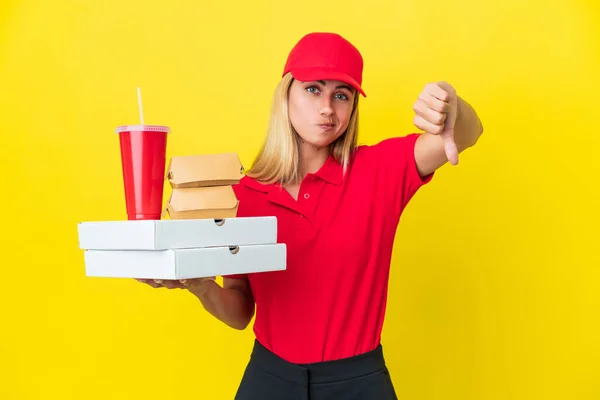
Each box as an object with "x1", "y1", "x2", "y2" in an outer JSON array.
[{"x1": 1, "y1": 0, "x2": 598, "y2": 399}]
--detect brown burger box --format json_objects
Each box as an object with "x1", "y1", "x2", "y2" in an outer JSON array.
[{"x1": 164, "y1": 152, "x2": 244, "y2": 220}]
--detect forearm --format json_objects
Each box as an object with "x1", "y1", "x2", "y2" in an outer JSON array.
[
  {"x1": 454, "y1": 96, "x2": 484, "y2": 150},
  {"x1": 190, "y1": 281, "x2": 255, "y2": 330}
]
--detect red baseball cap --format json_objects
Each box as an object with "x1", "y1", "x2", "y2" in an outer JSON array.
[{"x1": 282, "y1": 32, "x2": 366, "y2": 97}]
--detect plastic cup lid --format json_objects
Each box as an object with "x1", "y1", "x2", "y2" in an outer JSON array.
[{"x1": 115, "y1": 125, "x2": 171, "y2": 133}]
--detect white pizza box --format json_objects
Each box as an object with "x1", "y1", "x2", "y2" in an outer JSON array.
[
  {"x1": 77, "y1": 217, "x2": 277, "y2": 250},
  {"x1": 83, "y1": 244, "x2": 286, "y2": 279}
]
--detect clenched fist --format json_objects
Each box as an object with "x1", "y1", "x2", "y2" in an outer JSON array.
[{"x1": 413, "y1": 82, "x2": 459, "y2": 165}]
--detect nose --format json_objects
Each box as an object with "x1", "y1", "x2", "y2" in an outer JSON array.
[{"x1": 319, "y1": 97, "x2": 334, "y2": 117}]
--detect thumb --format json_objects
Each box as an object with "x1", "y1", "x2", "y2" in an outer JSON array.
[{"x1": 441, "y1": 96, "x2": 459, "y2": 165}]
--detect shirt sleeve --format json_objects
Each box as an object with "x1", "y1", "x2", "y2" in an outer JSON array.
[{"x1": 370, "y1": 133, "x2": 434, "y2": 217}]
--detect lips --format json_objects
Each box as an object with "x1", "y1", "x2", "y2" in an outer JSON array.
[{"x1": 318, "y1": 124, "x2": 334, "y2": 131}]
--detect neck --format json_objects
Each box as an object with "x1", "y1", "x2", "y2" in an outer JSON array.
[{"x1": 297, "y1": 141, "x2": 330, "y2": 180}]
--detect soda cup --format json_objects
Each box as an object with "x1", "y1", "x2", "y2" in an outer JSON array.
[{"x1": 115, "y1": 125, "x2": 170, "y2": 220}]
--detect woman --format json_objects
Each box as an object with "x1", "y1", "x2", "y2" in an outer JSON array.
[{"x1": 139, "y1": 32, "x2": 484, "y2": 399}]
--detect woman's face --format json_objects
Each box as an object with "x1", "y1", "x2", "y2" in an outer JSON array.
[{"x1": 288, "y1": 79, "x2": 356, "y2": 150}]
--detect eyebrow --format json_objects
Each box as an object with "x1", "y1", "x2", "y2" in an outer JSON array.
[{"x1": 316, "y1": 80, "x2": 353, "y2": 92}]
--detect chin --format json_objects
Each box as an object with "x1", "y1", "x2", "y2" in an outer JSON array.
[
  {"x1": 300, "y1": 130, "x2": 342, "y2": 149},
  {"x1": 304, "y1": 137, "x2": 336, "y2": 149}
]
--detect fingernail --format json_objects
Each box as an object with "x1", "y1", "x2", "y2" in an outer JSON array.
[
  {"x1": 180, "y1": 279, "x2": 188, "y2": 285},
  {"x1": 154, "y1": 279, "x2": 163, "y2": 284}
]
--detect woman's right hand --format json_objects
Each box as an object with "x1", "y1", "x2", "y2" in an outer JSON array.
[
  {"x1": 134, "y1": 276, "x2": 254, "y2": 330},
  {"x1": 135, "y1": 277, "x2": 217, "y2": 297}
]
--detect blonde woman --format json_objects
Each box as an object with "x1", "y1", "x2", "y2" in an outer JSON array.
[{"x1": 140, "y1": 32, "x2": 484, "y2": 399}]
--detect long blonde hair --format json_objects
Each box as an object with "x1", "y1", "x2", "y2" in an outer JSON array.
[{"x1": 245, "y1": 72, "x2": 360, "y2": 186}]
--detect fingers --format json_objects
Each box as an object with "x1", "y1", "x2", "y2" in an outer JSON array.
[
  {"x1": 426, "y1": 81, "x2": 455, "y2": 102},
  {"x1": 135, "y1": 278, "x2": 162, "y2": 288},
  {"x1": 426, "y1": 83, "x2": 449, "y2": 101},
  {"x1": 413, "y1": 114, "x2": 443, "y2": 135},
  {"x1": 181, "y1": 277, "x2": 216, "y2": 288},
  {"x1": 135, "y1": 278, "x2": 186, "y2": 289},
  {"x1": 134, "y1": 277, "x2": 217, "y2": 290},
  {"x1": 413, "y1": 99, "x2": 447, "y2": 128},
  {"x1": 417, "y1": 92, "x2": 450, "y2": 113},
  {"x1": 160, "y1": 280, "x2": 186, "y2": 289}
]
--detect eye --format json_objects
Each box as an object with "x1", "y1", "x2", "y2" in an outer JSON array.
[
  {"x1": 335, "y1": 93, "x2": 349, "y2": 101},
  {"x1": 306, "y1": 86, "x2": 320, "y2": 94}
]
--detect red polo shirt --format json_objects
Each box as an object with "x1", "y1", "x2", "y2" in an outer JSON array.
[{"x1": 227, "y1": 133, "x2": 433, "y2": 364}]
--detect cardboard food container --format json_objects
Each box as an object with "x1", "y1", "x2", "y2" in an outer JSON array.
[
  {"x1": 164, "y1": 153, "x2": 244, "y2": 220},
  {"x1": 166, "y1": 152, "x2": 244, "y2": 188},
  {"x1": 78, "y1": 151, "x2": 288, "y2": 280},
  {"x1": 166, "y1": 186, "x2": 239, "y2": 220},
  {"x1": 78, "y1": 217, "x2": 277, "y2": 250},
  {"x1": 84, "y1": 244, "x2": 286, "y2": 279}
]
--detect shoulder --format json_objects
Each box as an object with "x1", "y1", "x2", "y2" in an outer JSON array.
[
  {"x1": 354, "y1": 133, "x2": 421, "y2": 157},
  {"x1": 350, "y1": 133, "x2": 433, "y2": 187},
  {"x1": 232, "y1": 176, "x2": 272, "y2": 218},
  {"x1": 233, "y1": 175, "x2": 270, "y2": 197},
  {"x1": 348, "y1": 133, "x2": 422, "y2": 170}
]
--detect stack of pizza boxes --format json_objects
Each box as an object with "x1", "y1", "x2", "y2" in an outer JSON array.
[{"x1": 77, "y1": 153, "x2": 286, "y2": 280}]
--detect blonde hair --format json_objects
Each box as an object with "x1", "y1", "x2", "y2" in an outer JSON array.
[{"x1": 245, "y1": 72, "x2": 360, "y2": 186}]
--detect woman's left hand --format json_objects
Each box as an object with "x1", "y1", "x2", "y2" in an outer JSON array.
[{"x1": 412, "y1": 82, "x2": 459, "y2": 165}]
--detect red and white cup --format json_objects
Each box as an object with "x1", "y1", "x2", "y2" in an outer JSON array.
[{"x1": 115, "y1": 125, "x2": 170, "y2": 220}]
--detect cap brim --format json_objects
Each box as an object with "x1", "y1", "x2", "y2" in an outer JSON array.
[{"x1": 290, "y1": 68, "x2": 366, "y2": 97}]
